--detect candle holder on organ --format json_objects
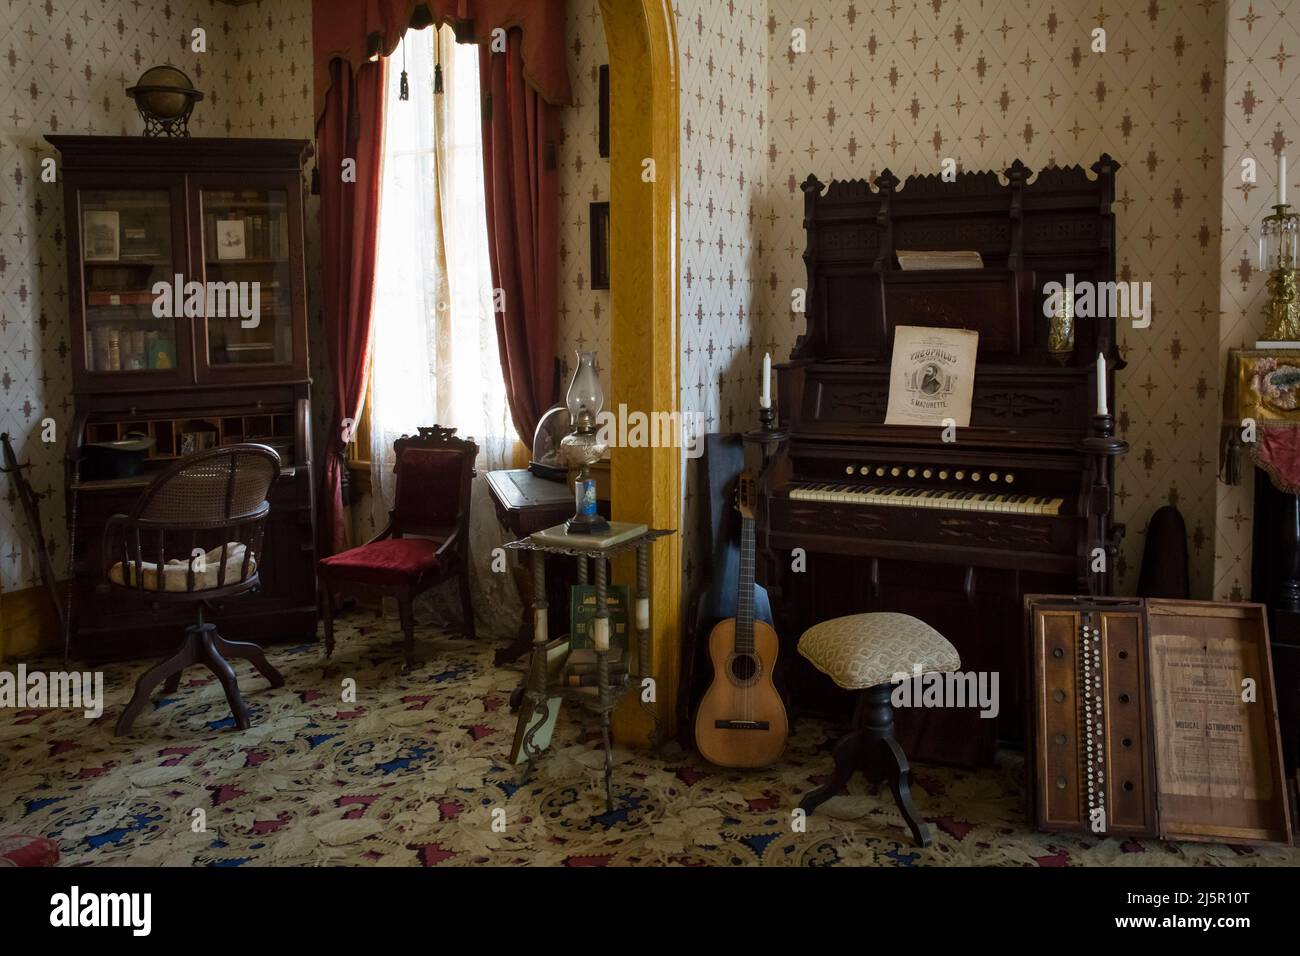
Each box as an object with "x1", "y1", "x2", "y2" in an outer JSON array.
[
  {"x1": 1258, "y1": 203, "x2": 1300, "y2": 343},
  {"x1": 560, "y1": 351, "x2": 610, "y2": 536}
]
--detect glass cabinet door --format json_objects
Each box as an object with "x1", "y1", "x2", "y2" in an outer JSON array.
[
  {"x1": 77, "y1": 188, "x2": 185, "y2": 378},
  {"x1": 194, "y1": 185, "x2": 299, "y2": 376}
]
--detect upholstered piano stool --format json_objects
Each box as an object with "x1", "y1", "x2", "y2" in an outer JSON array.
[{"x1": 797, "y1": 612, "x2": 961, "y2": 847}]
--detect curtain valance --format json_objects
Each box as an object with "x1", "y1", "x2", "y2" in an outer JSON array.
[{"x1": 312, "y1": 0, "x2": 573, "y2": 123}]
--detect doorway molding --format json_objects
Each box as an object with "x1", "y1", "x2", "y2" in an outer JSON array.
[{"x1": 599, "y1": 0, "x2": 681, "y2": 743}]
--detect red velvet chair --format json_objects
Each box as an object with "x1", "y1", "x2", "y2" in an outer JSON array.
[{"x1": 318, "y1": 426, "x2": 477, "y2": 669}]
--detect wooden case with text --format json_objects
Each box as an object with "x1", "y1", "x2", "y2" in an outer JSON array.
[{"x1": 1026, "y1": 596, "x2": 1293, "y2": 846}]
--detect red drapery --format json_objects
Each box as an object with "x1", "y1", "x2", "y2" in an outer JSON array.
[
  {"x1": 311, "y1": 0, "x2": 570, "y2": 550},
  {"x1": 317, "y1": 57, "x2": 388, "y2": 556},
  {"x1": 481, "y1": 30, "x2": 562, "y2": 444}
]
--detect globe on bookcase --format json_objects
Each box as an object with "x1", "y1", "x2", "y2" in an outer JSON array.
[{"x1": 126, "y1": 66, "x2": 204, "y2": 137}]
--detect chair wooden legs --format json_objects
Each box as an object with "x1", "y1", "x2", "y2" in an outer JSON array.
[
  {"x1": 316, "y1": 572, "x2": 476, "y2": 669},
  {"x1": 115, "y1": 621, "x2": 282, "y2": 736},
  {"x1": 458, "y1": 570, "x2": 476, "y2": 641},
  {"x1": 200, "y1": 629, "x2": 252, "y2": 731},
  {"x1": 799, "y1": 683, "x2": 932, "y2": 848},
  {"x1": 320, "y1": 582, "x2": 335, "y2": 658},
  {"x1": 114, "y1": 636, "x2": 201, "y2": 736},
  {"x1": 397, "y1": 591, "x2": 415, "y2": 671},
  {"x1": 211, "y1": 631, "x2": 285, "y2": 688}
]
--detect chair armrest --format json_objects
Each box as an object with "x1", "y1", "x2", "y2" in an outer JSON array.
[{"x1": 434, "y1": 528, "x2": 461, "y2": 557}]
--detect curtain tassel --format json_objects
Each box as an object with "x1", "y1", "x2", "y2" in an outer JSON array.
[
  {"x1": 399, "y1": 35, "x2": 410, "y2": 101},
  {"x1": 310, "y1": 163, "x2": 320, "y2": 196},
  {"x1": 434, "y1": 32, "x2": 444, "y2": 95}
]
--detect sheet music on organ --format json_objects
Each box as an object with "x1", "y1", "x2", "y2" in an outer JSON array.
[
  {"x1": 895, "y1": 249, "x2": 984, "y2": 270},
  {"x1": 884, "y1": 325, "x2": 979, "y2": 427}
]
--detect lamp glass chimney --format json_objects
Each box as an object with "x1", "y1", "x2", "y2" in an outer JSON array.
[{"x1": 566, "y1": 351, "x2": 603, "y2": 429}]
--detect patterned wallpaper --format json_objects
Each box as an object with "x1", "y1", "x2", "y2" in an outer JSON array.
[
  {"x1": 0, "y1": 0, "x2": 316, "y2": 594},
  {"x1": 674, "y1": 0, "x2": 769, "y2": 593},
  {"x1": 1214, "y1": 0, "x2": 1299, "y2": 601},
  {"x1": 761, "y1": 0, "x2": 1229, "y2": 597},
  {"x1": 556, "y1": 0, "x2": 611, "y2": 397}
]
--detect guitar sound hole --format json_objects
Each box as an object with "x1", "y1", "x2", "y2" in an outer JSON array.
[{"x1": 730, "y1": 654, "x2": 758, "y2": 683}]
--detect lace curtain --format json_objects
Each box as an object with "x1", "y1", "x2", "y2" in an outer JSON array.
[{"x1": 369, "y1": 25, "x2": 520, "y2": 637}]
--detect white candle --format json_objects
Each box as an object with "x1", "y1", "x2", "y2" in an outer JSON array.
[
  {"x1": 1096, "y1": 352, "x2": 1108, "y2": 417},
  {"x1": 1280, "y1": 154, "x2": 1288, "y2": 206},
  {"x1": 760, "y1": 352, "x2": 772, "y2": 409}
]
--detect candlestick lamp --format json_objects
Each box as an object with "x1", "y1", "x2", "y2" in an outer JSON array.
[{"x1": 1258, "y1": 154, "x2": 1300, "y2": 343}]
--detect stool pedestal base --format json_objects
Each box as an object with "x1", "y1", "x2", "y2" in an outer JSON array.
[{"x1": 799, "y1": 683, "x2": 932, "y2": 848}]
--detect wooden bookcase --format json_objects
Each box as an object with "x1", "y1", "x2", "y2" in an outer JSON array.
[{"x1": 47, "y1": 136, "x2": 318, "y2": 662}]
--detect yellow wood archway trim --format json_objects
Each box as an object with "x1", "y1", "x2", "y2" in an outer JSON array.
[{"x1": 599, "y1": 0, "x2": 681, "y2": 744}]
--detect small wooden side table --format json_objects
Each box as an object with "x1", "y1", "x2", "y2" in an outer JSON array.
[
  {"x1": 484, "y1": 468, "x2": 608, "y2": 665},
  {"x1": 505, "y1": 522, "x2": 673, "y2": 811}
]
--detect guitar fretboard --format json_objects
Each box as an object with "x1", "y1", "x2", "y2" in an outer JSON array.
[{"x1": 736, "y1": 514, "x2": 755, "y2": 655}]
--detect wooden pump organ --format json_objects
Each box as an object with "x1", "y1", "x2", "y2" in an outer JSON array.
[{"x1": 758, "y1": 157, "x2": 1128, "y2": 766}]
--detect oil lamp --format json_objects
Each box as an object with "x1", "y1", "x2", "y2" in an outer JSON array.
[{"x1": 560, "y1": 351, "x2": 610, "y2": 535}]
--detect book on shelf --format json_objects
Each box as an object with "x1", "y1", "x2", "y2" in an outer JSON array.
[
  {"x1": 569, "y1": 585, "x2": 630, "y2": 652},
  {"x1": 564, "y1": 646, "x2": 627, "y2": 673},
  {"x1": 87, "y1": 291, "x2": 155, "y2": 306},
  {"x1": 564, "y1": 671, "x2": 629, "y2": 688}
]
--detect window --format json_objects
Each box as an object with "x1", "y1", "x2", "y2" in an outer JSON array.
[
  {"x1": 366, "y1": 24, "x2": 513, "y2": 485},
  {"x1": 361, "y1": 25, "x2": 520, "y2": 631}
]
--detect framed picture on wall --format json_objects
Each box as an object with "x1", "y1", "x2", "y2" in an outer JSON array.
[
  {"x1": 598, "y1": 64, "x2": 610, "y2": 158},
  {"x1": 590, "y1": 201, "x2": 610, "y2": 290}
]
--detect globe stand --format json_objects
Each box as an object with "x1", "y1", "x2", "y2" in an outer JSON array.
[{"x1": 138, "y1": 109, "x2": 194, "y2": 138}]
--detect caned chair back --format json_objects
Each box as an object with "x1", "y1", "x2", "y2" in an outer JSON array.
[{"x1": 103, "y1": 444, "x2": 281, "y2": 600}]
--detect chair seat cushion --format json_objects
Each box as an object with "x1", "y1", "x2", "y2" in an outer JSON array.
[
  {"x1": 318, "y1": 537, "x2": 442, "y2": 586},
  {"x1": 109, "y1": 542, "x2": 254, "y2": 592},
  {"x1": 797, "y1": 612, "x2": 961, "y2": 690}
]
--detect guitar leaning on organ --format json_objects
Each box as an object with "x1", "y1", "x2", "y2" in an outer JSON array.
[{"x1": 694, "y1": 471, "x2": 789, "y2": 768}]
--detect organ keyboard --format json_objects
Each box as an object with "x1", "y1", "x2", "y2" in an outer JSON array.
[{"x1": 788, "y1": 481, "x2": 1064, "y2": 516}]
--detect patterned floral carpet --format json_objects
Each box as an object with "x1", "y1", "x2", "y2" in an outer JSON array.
[{"x1": 2, "y1": 616, "x2": 1297, "y2": 867}]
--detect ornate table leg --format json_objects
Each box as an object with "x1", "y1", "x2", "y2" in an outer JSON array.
[
  {"x1": 519, "y1": 550, "x2": 551, "y2": 784},
  {"x1": 594, "y1": 555, "x2": 615, "y2": 812},
  {"x1": 636, "y1": 540, "x2": 660, "y2": 750}
]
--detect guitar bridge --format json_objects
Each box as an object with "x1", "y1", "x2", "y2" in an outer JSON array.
[{"x1": 714, "y1": 719, "x2": 770, "y2": 730}]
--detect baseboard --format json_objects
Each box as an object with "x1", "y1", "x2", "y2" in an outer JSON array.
[{"x1": 0, "y1": 585, "x2": 61, "y2": 662}]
